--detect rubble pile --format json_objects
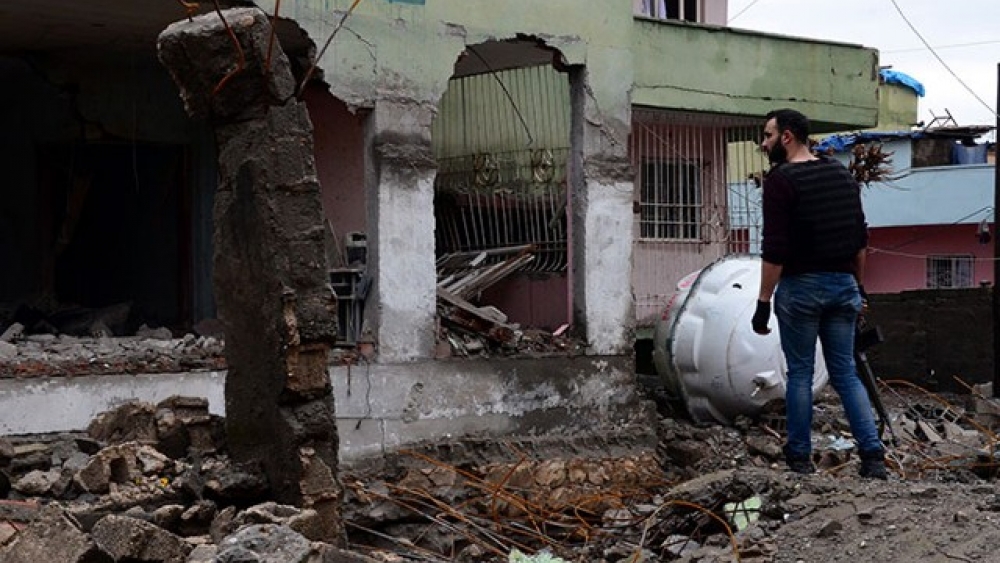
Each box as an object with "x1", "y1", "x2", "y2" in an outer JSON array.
[
  {"x1": 0, "y1": 301, "x2": 227, "y2": 376},
  {"x1": 0, "y1": 397, "x2": 373, "y2": 562},
  {"x1": 0, "y1": 325, "x2": 225, "y2": 377},
  {"x1": 332, "y1": 384, "x2": 1000, "y2": 562},
  {"x1": 4, "y1": 383, "x2": 1000, "y2": 561},
  {"x1": 435, "y1": 245, "x2": 585, "y2": 358}
]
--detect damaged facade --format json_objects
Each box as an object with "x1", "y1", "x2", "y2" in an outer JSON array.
[{"x1": 0, "y1": 0, "x2": 879, "y2": 459}]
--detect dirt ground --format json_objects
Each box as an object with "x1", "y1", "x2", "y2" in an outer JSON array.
[{"x1": 632, "y1": 384, "x2": 1000, "y2": 563}]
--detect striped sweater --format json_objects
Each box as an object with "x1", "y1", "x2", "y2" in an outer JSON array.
[{"x1": 761, "y1": 156, "x2": 868, "y2": 276}]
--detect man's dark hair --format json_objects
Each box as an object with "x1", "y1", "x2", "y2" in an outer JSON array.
[{"x1": 765, "y1": 109, "x2": 810, "y2": 144}]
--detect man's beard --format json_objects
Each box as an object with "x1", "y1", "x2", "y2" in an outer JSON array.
[{"x1": 767, "y1": 142, "x2": 788, "y2": 165}]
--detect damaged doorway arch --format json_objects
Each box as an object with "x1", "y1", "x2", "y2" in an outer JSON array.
[{"x1": 432, "y1": 38, "x2": 576, "y2": 355}]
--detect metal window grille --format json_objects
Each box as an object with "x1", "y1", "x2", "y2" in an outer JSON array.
[
  {"x1": 630, "y1": 109, "x2": 766, "y2": 248},
  {"x1": 432, "y1": 65, "x2": 571, "y2": 273},
  {"x1": 630, "y1": 109, "x2": 767, "y2": 325},
  {"x1": 926, "y1": 255, "x2": 974, "y2": 289},
  {"x1": 639, "y1": 159, "x2": 701, "y2": 241}
]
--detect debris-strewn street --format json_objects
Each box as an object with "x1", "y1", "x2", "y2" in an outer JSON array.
[{"x1": 2, "y1": 380, "x2": 1000, "y2": 562}]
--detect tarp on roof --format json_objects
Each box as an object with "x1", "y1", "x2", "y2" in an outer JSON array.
[
  {"x1": 879, "y1": 69, "x2": 925, "y2": 97},
  {"x1": 813, "y1": 131, "x2": 921, "y2": 154}
]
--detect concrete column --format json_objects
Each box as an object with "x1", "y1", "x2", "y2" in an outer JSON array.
[
  {"x1": 569, "y1": 63, "x2": 635, "y2": 355},
  {"x1": 157, "y1": 9, "x2": 344, "y2": 544},
  {"x1": 366, "y1": 100, "x2": 438, "y2": 362}
]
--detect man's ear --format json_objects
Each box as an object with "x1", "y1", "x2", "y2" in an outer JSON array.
[{"x1": 781, "y1": 130, "x2": 792, "y2": 145}]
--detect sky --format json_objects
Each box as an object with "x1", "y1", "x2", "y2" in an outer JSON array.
[{"x1": 727, "y1": 0, "x2": 999, "y2": 133}]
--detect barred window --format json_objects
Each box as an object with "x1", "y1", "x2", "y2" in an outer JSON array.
[
  {"x1": 639, "y1": 160, "x2": 701, "y2": 241},
  {"x1": 926, "y1": 255, "x2": 974, "y2": 289},
  {"x1": 636, "y1": 0, "x2": 701, "y2": 22}
]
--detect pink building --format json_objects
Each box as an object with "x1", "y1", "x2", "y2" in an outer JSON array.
[
  {"x1": 865, "y1": 224, "x2": 994, "y2": 293},
  {"x1": 815, "y1": 127, "x2": 996, "y2": 295}
]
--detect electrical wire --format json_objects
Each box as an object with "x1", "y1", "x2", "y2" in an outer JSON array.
[
  {"x1": 884, "y1": 39, "x2": 1000, "y2": 55},
  {"x1": 727, "y1": 0, "x2": 763, "y2": 24},
  {"x1": 888, "y1": 0, "x2": 999, "y2": 120},
  {"x1": 869, "y1": 247, "x2": 1000, "y2": 262},
  {"x1": 878, "y1": 205, "x2": 993, "y2": 252}
]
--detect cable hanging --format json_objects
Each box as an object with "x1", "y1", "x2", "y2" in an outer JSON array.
[{"x1": 889, "y1": 0, "x2": 999, "y2": 120}]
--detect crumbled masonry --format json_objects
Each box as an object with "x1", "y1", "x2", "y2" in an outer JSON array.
[{"x1": 3, "y1": 385, "x2": 1000, "y2": 561}]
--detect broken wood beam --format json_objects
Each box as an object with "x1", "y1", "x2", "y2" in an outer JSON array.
[{"x1": 437, "y1": 288, "x2": 517, "y2": 344}]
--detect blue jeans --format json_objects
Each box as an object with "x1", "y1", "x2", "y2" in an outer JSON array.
[{"x1": 775, "y1": 272, "x2": 883, "y2": 458}]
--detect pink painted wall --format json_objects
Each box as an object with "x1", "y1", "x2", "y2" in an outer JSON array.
[
  {"x1": 303, "y1": 86, "x2": 367, "y2": 258},
  {"x1": 865, "y1": 224, "x2": 995, "y2": 294},
  {"x1": 629, "y1": 122, "x2": 730, "y2": 325},
  {"x1": 481, "y1": 273, "x2": 569, "y2": 331}
]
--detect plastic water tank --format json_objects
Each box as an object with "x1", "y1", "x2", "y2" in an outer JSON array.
[{"x1": 652, "y1": 255, "x2": 829, "y2": 425}]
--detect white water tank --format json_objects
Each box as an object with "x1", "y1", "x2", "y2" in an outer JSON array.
[{"x1": 652, "y1": 255, "x2": 829, "y2": 425}]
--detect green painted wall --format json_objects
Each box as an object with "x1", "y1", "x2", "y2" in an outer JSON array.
[
  {"x1": 875, "y1": 83, "x2": 919, "y2": 130},
  {"x1": 259, "y1": 1, "x2": 878, "y2": 131},
  {"x1": 258, "y1": 0, "x2": 634, "y2": 112},
  {"x1": 630, "y1": 19, "x2": 879, "y2": 132}
]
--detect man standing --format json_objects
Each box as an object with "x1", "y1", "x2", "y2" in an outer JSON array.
[{"x1": 751, "y1": 108, "x2": 887, "y2": 480}]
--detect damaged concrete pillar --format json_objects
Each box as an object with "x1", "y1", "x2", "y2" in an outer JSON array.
[
  {"x1": 568, "y1": 66, "x2": 635, "y2": 355},
  {"x1": 157, "y1": 9, "x2": 344, "y2": 544},
  {"x1": 368, "y1": 100, "x2": 438, "y2": 362}
]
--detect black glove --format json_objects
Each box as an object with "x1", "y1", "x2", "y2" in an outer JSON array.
[{"x1": 751, "y1": 300, "x2": 771, "y2": 334}]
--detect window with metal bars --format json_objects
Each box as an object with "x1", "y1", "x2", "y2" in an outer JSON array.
[
  {"x1": 926, "y1": 255, "x2": 974, "y2": 289},
  {"x1": 639, "y1": 160, "x2": 701, "y2": 241}
]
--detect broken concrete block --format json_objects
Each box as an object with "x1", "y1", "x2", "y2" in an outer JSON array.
[
  {"x1": 136, "y1": 445, "x2": 171, "y2": 475},
  {"x1": 208, "y1": 506, "x2": 237, "y2": 545},
  {"x1": 284, "y1": 343, "x2": 333, "y2": 398},
  {"x1": 74, "y1": 454, "x2": 113, "y2": 494},
  {"x1": 215, "y1": 524, "x2": 313, "y2": 563},
  {"x1": 286, "y1": 509, "x2": 325, "y2": 542},
  {"x1": 88, "y1": 401, "x2": 158, "y2": 445},
  {"x1": 0, "y1": 341, "x2": 16, "y2": 360},
  {"x1": 91, "y1": 514, "x2": 191, "y2": 562},
  {"x1": 0, "y1": 437, "x2": 15, "y2": 465},
  {"x1": 154, "y1": 397, "x2": 222, "y2": 459},
  {"x1": 186, "y1": 422, "x2": 224, "y2": 454},
  {"x1": 0, "y1": 505, "x2": 108, "y2": 563},
  {"x1": 186, "y1": 544, "x2": 218, "y2": 563},
  {"x1": 0, "y1": 322, "x2": 24, "y2": 343},
  {"x1": 178, "y1": 501, "x2": 216, "y2": 537},
  {"x1": 151, "y1": 504, "x2": 185, "y2": 533},
  {"x1": 203, "y1": 462, "x2": 269, "y2": 504},
  {"x1": 943, "y1": 421, "x2": 982, "y2": 447},
  {"x1": 13, "y1": 468, "x2": 62, "y2": 496}
]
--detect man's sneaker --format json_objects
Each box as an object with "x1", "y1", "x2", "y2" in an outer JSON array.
[
  {"x1": 786, "y1": 456, "x2": 816, "y2": 475},
  {"x1": 858, "y1": 450, "x2": 888, "y2": 480}
]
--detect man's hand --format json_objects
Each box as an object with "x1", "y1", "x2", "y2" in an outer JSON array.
[
  {"x1": 752, "y1": 300, "x2": 771, "y2": 334},
  {"x1": 858, "y1": 284, "x2": 869, "y2": 315}
]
